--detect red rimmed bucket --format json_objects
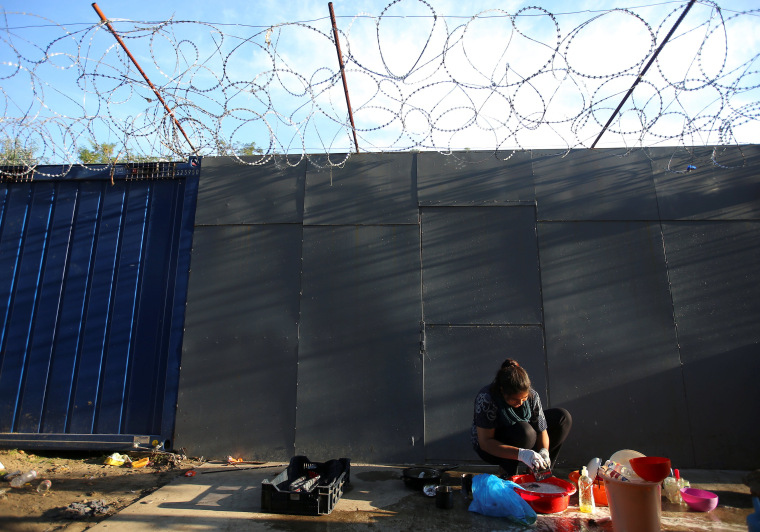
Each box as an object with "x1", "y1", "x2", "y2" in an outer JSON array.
[{"x1": 511, "y1": 474, "x2": 577, "y2": 514}]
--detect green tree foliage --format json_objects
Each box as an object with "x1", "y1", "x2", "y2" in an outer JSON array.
[
  {"x1": 78, "y1": 142, "x2": 117, "y2": 164},
  {"x1": 0, "y1": 138, "x2": 38, "y2": 166},
  {"x1": 124, "y1": 152, "x2": 163, "y2": 163},
  {"x1": 216, "y1": 140, "x2": 263, "y2": 156},
  {"x1": 238, "y1": 141, "x2": 263, "y2": 156}
]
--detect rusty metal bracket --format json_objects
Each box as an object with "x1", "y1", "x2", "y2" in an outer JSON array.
[
  {"x1": 591, "y1": 0, "x2": 696, "y2": 149},
  {"x1": 91, "y1": 3, "x2": 198, "y2": 156},
  {"x1": 328, "y1": 2, "x2": 360, "y2": 154}
]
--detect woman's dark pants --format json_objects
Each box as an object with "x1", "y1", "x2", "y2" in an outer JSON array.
[{"x1": 475, "y1": 408, "x2": 572, "y2": 477}]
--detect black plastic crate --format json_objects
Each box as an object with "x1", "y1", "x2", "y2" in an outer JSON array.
[{"x1": 261, "y1": 456, "x2": 350, "y2": 516}]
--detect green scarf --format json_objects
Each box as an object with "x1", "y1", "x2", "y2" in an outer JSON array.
[{"x1": 492, "y1": 390, "x2": 532, "y2": 427}]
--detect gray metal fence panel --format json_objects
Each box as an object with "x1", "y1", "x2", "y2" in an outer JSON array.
[
  {"x1": 650, "y1": 145, "x2": 760, "y2": 220},
  {"x1": 663, "y1": 221, "x2": 760, "y2": 467},
  {"x1": 417, "y1": 151, "x2": 534, "y2": 206},
  {"x1": 176, "y1": 225, "x2": 302, "y2": 460},
  {"x1": 304, "y1": 153, "x2": 418, "y2": 225},
  {"x1": 194, "y1": 157, "x2": 306, "y2": 225},
  {"x1": 422, "y1": 325, "x2": 546, "y2": 461},
  {"x1": 296, "y1": 225, "x2": 424, "y2": 464},
  {"x1": 539, "y1": 220, "x2": 693, "y2": 466},
  {"x1": 421, "y1": 206, "x2": 542, "y2": 325},
  {"x1": 533, "y1": 149, "x2": 660, "y2": 221}
]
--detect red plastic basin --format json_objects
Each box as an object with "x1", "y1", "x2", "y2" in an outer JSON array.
[
  {"x1": 511, "y1": 474, "x2": 577, "y2": 514},
  {"x1": 629, "y1": 456, "x2": 671, "y2": 483}
]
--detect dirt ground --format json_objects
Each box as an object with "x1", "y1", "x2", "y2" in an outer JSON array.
[{"x1": 0, "y1": 448, "x2": 198, "y2": 532}]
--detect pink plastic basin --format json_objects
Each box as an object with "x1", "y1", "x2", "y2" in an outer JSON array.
[{"x1": 681, "y1": 487, "x2": 719, "y2": 512}]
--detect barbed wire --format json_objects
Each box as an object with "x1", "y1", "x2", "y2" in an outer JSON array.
[{"x1": 0, "y1": 0, "x2": 758, "y2": 176}]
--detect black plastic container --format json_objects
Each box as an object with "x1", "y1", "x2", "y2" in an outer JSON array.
[
  {"x1": 436, "y1": 485, "x2": 454, "y2": 509},
  {"x1": 261, "y1": 456, "x2": 350, "y2": 516}
]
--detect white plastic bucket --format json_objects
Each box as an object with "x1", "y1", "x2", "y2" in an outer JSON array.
[{"x1": 603, "y1": 474, "x2": 661, "y2": 532}]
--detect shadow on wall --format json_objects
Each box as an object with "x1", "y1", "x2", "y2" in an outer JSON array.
[
  {"x1": 549, "y1": 342, "x2": 759, "y2": 470},
  {"x1": 423, "y1": 341, "x2": 760, "y2": 471},
  {"x1": 174, "y1": 149, "x2": 760, "y2": 468}
]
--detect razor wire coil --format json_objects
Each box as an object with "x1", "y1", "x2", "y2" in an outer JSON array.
[{"x1": 0, "y1": 0, "x2": 758, "y2": 177}]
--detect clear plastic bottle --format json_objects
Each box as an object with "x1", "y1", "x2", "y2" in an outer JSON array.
[
  {"x1": 663, "y1": 469, "x2": 689, "y2": 503},
  {"x1": 579, "y1": 466, "x2": 595, "y2": 513},
  {"x1": 10, "y1": 470, "x2": 37, "y2": 488},
  {"x1": 662, "y1": 475, "x2": 680, "y2": 503},
  {"x1": 603, "y1": 460, "x2": 633, "y2": 481},
  {"x1": 675, "y1": 469, "x2": 689, "y2": 504}
]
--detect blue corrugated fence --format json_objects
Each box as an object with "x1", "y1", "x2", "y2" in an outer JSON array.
[{"x1": 0, "y1": 159, "x2": 199, "y2": 450}]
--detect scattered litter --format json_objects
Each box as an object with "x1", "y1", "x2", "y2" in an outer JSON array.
[
  {"x1": 423, "y1": 484, "x2": 437, "y2": 497},
  {"x1": 37, "y1": 479, "x2": 52, "y2": 494},
  {"x1": 686, "y1": 164, "x2": 697, "y2": 172},
  {"x1": 104, "y1": 453, "x2": 129, "y2": 466},
  {"x1": 0, "y1": 461, "x2": 4, "y2": 470},
  {"x1": 10, "y1": 470, "x2": 37, "y2": 488},
  {"x1": 62, "y1": 499, "x2": 111, "y2": 518},
  {"x1": 131, "y1": 457, "x2": 150, "y2": 469},
  {"x1": 184, "y1": 470, "x2": 196, "y2": 477},
  {"x1": 214, "y1": 455, "x2": 264, "y2": 466}
]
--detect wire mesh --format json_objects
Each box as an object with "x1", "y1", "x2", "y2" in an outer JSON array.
[{"x1": 0, "y1": 1, "x2": 758, "y2": 176}]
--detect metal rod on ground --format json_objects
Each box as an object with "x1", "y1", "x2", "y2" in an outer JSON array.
[
  {"x1": 590, "y1": 0, "x2": 696, "y2": 149},
  {"x1": 91, "y1": 2, "x2": 198, "y2": 156},
  {"x1": 328, "y1": 2, "x2": 360, "y2": 154}
]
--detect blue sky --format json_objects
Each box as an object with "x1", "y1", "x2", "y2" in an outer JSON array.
[
  {"x1": 5, "y1": 1, "x2": 756, "y2": 26},
  {"x1": 1, "y1": 0, "x2": 758, "y2": 162}
]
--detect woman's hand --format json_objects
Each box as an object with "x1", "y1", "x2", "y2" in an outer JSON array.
[
  {"x1": 518, "y1": 448, "x2": 548, "y2": 470},
  {"x1": 539, "y1": 448, "x2": 551, "y2": 469}
]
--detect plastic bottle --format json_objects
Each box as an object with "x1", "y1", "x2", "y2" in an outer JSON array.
[
  {"x1": 603, "y1": 460, "x2": 632, "y2": 482},
  {"x1": 675, "y1": 469, "x2": 689, "y2": 504},
  {"x1": 579, "y1": 466, "x2": 595, "y2": 513},
  {"x1": 663, "y1": 474, "x2": 680, "y2": 503},
  {"x1": 10, "y1": 470, "x2": 37, "y2": 488},
  {"x1": 36, "y1": 479, "x2": 52, "y2": 494}
]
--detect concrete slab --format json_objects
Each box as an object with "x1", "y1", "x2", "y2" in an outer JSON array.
[{"x1": 89, "y1": 464, "x2": 754, "y2": 531}]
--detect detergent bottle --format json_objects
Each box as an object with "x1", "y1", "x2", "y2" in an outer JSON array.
[{"x1": 579, "y1": 466, "x2": 595, "y2": 513}]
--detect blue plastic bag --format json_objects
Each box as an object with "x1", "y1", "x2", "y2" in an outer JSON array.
[{"x1": 468, "y1": 474, "x2": 537, "y2": 526}]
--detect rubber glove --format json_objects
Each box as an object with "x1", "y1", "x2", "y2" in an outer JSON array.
[
  {"x1": 539, "y1": 448, "x2": 551, "y2": 469},
  {"x1": 518, "y1": 448, "x2": 547, "y2": 470}
]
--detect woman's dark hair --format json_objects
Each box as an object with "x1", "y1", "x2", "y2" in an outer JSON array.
[{"x1": 490, "y1": 358, "x2": 531, "y2": 397}]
